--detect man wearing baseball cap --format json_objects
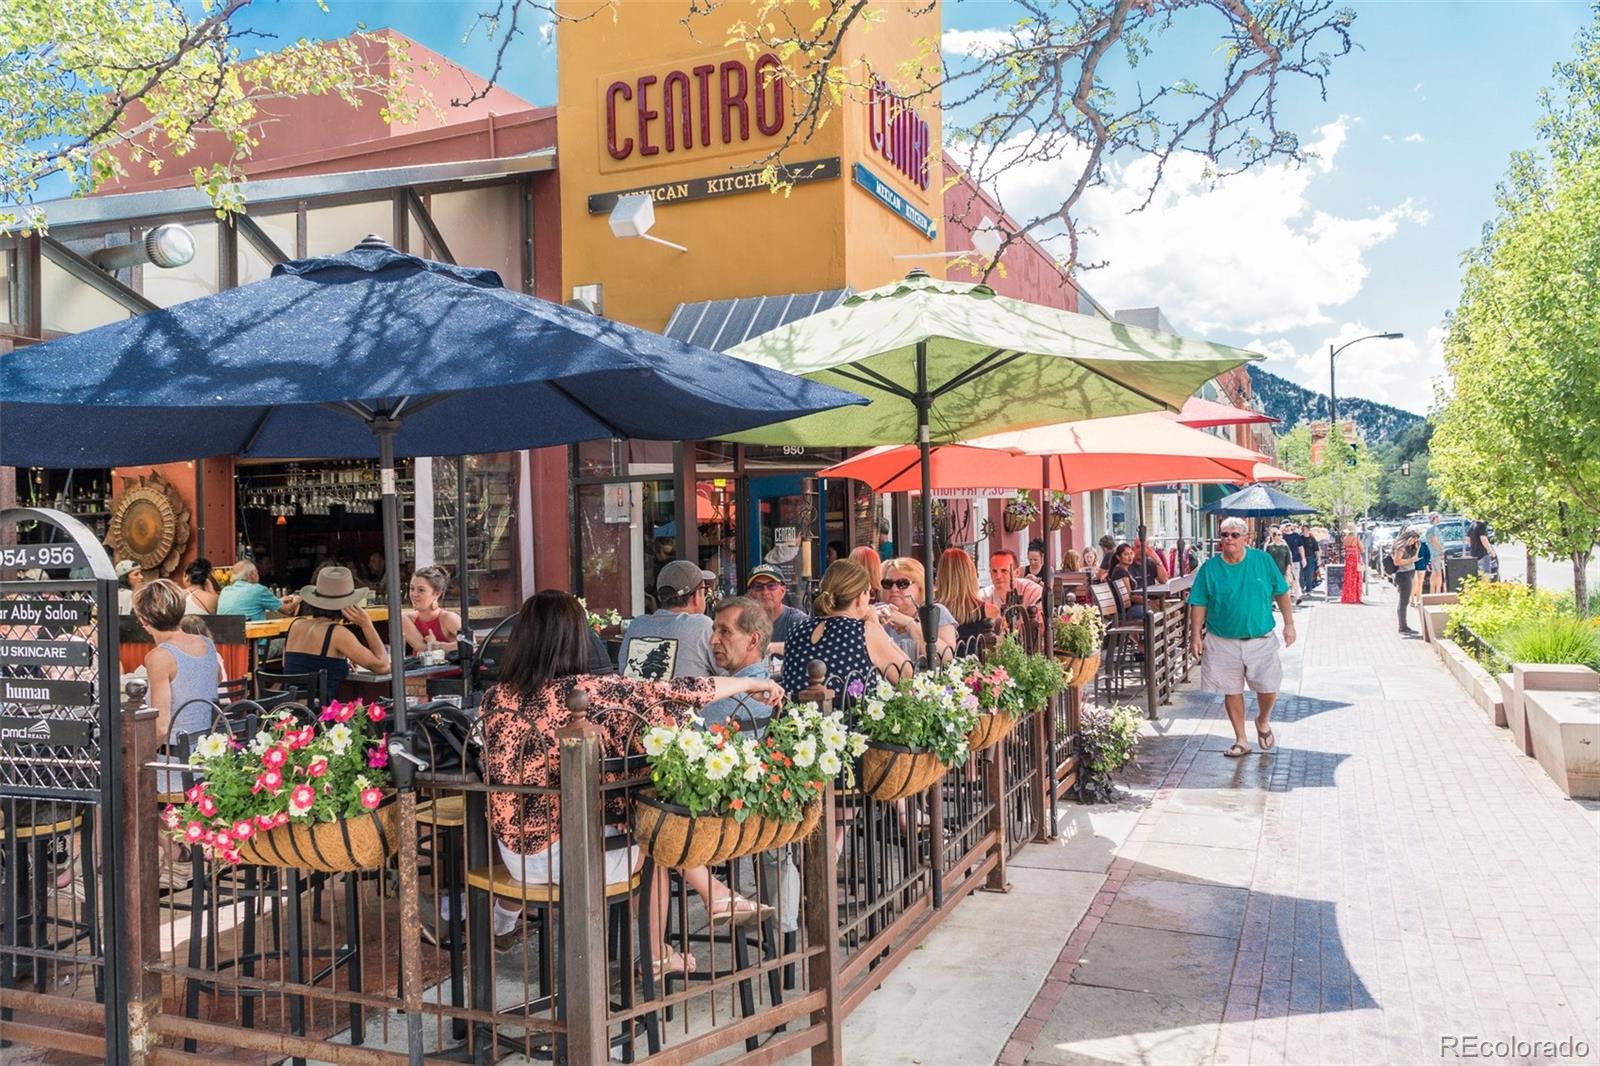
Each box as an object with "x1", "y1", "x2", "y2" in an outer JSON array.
[
  {"x1": 619, "y1": 559, "x2": 717, "y2": 681},
  {"x1": 745, "y1": 564, "x2": 809, "y2": 655}
]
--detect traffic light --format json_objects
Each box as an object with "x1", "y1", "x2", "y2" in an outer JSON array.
[{"x1": 1347, "y1": 442, "x2": 1358, "y2": 467}]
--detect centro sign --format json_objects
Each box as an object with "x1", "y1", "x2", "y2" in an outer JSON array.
[
  {"x1": 867, "y1": 76, "x2": 930, "y2": 191},
  {"x1": 606, "y1": 52, "x2": 786, "y2": 163}
]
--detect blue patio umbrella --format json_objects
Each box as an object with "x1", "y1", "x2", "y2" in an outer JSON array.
[
  {"x1": 1202, "y1": 483, "x2": 1318, "y2": 517},
  {"x1": 0, "y1": 236, "x2": 866, "y2": 1062}
]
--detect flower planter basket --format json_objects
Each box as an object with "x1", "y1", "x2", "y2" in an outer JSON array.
[
  {"x1": 234, "y1": 805, "x2": 399, "y2": 872},
  {"x1": 1047, "y1": 514, "x2": 1068, "y2": 532},
  {"x1": 1002, "y1": 510, "x2": 1034, "y2": 534},
  {"x1": 859, "y1": 741, "x2": 948, "y2": 801},
  {"x1": 966, "y1": 711, "x2": 1020, "y2": 753},
  {"x1": 632, "y1": 791, "x2": 822, "y2": 868},
  {"x1": 1057, "y1": 652, "x2": 1101, "y2": 689}
]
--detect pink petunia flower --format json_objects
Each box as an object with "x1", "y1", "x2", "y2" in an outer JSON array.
[
  {"x1": 274, "y1": 811, "x2": 290, "y2": 827},
  {"x1": 366, "y1": 704, "x2": 387, "y2": 724},
  {"x1": 360, "y1": 788, "x2": 383, "y2": 810},
  {"x1": 232, "y1": 820, "x2": 254, "y2": 840},
  {"x1": 262, "y1": 746, "x2": 288, "y2": 769},
  {"x1": 184, "y1": 782, "x2": 207, "y2": 802},
  {"x1": 260, "y1": 768, "x2": 284, "y2": 792},
  {"x1": 306, "y1": 757, "x2": 329, "y2": 778},
  {"x1": 367, "y1": 746, "x2": 388, "y2": 769},
  {"x1": 197, "y1": 795, "x2": 218, "y2": 818},
  {"x1": 335, "y1": 702, "x2": 356, "y2": 723},
  {"x1": 289, "y1": 784, "x2": 316, "y2": 816},
  {"x1": 255, "y1": 814, "x2": 277, "y2": 831},
  {"x1": 184, "y1": 821, "x2": 206, "y2": 843}
]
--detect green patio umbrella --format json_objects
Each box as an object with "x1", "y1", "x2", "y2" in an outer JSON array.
[{"x1": 722, "y1": 270, "x2": 1260, "y2": 651}]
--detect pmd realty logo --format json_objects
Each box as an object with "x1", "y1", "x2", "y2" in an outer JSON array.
[{"x1": 0, "y1": 718, "x2": 53, "y2": 743}]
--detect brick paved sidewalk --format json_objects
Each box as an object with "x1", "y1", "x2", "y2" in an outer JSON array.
[{"x1": 1005, "y1": 590, "x2": 1600, "y2": 1066}]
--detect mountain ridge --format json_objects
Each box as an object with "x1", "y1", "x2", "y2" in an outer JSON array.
[{"x1": 1246, "y1": 364, "x2": 1423, "y2": 445}]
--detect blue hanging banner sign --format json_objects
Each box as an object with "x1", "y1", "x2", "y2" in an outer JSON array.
[{"x1": 852, "y1": 163, "x2": 937, "y2": 240}]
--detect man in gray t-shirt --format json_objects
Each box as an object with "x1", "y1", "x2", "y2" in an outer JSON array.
[{"x1": 620, "y1": 559, "x2": 719, "y2": 680}]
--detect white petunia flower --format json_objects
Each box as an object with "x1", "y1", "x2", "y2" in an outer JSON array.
[
  {"x1": 195, "y1": 732, "x2": 229, "y2": 760},
  {"x1": 792, "y1": 737, "x2": 817, "y2": 768},
  {"x1": 327, "y1": 723, "x2": 354, "y2": 756},
  {"x1": 703, "y1": 749, "x2": 736, "y2": 781},
  {"x1": 677, "y1": 730, "x2": 707, "y2": 761},
  {"x1": 818, "y1": 750, "x2": 842, "y2": 775},
  {"x1": 249, "y1": 730, "x2": 273, "y2": 754},
  {"x1": 644, "y1": 727, "x2": 675, "y2": 757},
  {"x1": 848, "y1": 734, "x2": 868, "y2": 756},
  {"x1": 742, "y1": 760, "x2": 765, "y2": 783}
]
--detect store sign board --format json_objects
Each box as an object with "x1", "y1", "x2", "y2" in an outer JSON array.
[
  {"x1": 852, "y1": 163, "x2": 936, "y2": 240},
  {"x1": 0, "y1": 543, "x2": 84, "y2": 571},
  {"x1": 588, "y1": 157, "x2": 841, "y2": 214},
  {"x1": 866, "y1": 77, "x2": 931, "y2": 191},
  {"x1": 603, "y1": 483, "x2": 633, "y2": 525},
  {"x1": 603, "y1": 51, "x2": 786, "y2": 169},
  {"x1": 0, "y1": 677, "x2": 95, "y2": 707},
  {"x1": 0, "y1": 638, "x2": 94, "y2": 667},
  {"x1": 0, "y1": 715, "x2": 94, "y2": 749},
  {"x1": 0, "y1": 597, "x2": 95, "y2": 629}
]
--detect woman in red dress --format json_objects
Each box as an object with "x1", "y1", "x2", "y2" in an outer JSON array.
[{"x1": 1340, "y1": 528, "x2": 1364, "y2": 604}]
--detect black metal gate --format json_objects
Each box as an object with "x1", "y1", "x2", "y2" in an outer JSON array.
[{"x1": 0, "y1": 507, "x2": 129, "y2": 1061}]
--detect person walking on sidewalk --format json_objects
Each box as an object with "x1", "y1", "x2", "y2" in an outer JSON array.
[
  {"x1": 1391, "y1": 529, "x2": 1422, "y2": 635},
  {"x1": 1188, "y1": 517, "x2": 1296, "y2": 759}
]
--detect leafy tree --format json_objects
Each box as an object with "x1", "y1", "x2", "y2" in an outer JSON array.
[
  {"x1": 1431, "y1": 13, "x2": 1600, "y2": 615},
  {"x1": 0, "y1": 0, "x2": 430, "y2": 231},
  {"x1": 1373, "y1": 421, "x2": 1440, "y2": 518},
  {"x1": 1276, "y1": 424, "x2": 1382, "y2": 529}
]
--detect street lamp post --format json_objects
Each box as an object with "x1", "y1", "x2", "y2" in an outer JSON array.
[{"x1": 1329, "y1": 332, "x2": 1405, "y2": 429}]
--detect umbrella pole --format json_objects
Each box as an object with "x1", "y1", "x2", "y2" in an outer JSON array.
[
  {"x1": 375, "y1": 419, "x2": 426, "y2": 1066},
  {"x1": 1041, "y1": 457, "x2": 1057, "y2": 838},
  {"x1": 1137, "y1": 485, "x2": 1148, "y2": 589},
  {"x1": 915, "y1": 342, "x2": 938, "y2": 659},
  {"x1": 457, "y1": 454, "x2": 472, "y2": 701}
]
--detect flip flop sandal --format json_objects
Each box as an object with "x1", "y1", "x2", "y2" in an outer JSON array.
[
  {"x1": 1257, "y1": 729, "x2": 1276, "y2": 751},
  {"x1": 1223, "y1": 743, "x2": 1253, "y2": 759}
]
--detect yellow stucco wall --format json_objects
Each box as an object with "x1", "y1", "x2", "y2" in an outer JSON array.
[{"x1": 556, "y1": 0, "x2": 943, "y2": 332}]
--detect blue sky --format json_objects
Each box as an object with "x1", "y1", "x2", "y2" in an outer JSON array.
[{"x1": 239, "y1": 1, "x2": 1591, "y2": 412}]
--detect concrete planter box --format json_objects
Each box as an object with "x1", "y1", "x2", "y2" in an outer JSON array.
[
  {"x1": 1495, "y1": 674, "x2": 1514, "y2": 729},
  {"x1": 1421, "y1": 605, "x2": 1453, "y2": 643},
  {"x1": 1523, "y1": 682, "x2": 1600, "y2": 799},
  {"x1": 1510, "y1": 664, "x2": 1599, "y2": 759},
  {"x1": 1433, "y1": 639, "x2": 1504, "y2": 724}
]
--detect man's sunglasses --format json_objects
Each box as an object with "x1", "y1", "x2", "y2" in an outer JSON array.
[
  {"x1": 1218, "y1": 532, "x2": 1245, "y2": 540},
  {"x1": 747, "y1": 580, "x2": 781, "y2": 591},
  {"x1": 881, "y1": 578, "x2": 913, "y2": 590}
]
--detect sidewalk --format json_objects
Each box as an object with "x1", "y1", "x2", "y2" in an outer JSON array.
[{"x1": 843, "y1": 583, "x2": 1600, "y2": 1065}]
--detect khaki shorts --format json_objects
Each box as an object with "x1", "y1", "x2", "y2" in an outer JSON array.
[{"x1": 1200, "y1": 633, "x2": 1283, "y2": 696}]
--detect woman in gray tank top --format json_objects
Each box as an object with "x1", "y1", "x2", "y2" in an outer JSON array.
[{"x1": 133, "y1": 579, "x2": 222, "y2": 793}]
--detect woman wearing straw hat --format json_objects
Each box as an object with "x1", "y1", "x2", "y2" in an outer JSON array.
[{"x1": 281, "y1": 565, "x2": 390, "y2": 694}]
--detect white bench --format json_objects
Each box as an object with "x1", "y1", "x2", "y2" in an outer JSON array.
[
  {"x1": 1510, "y1": 664, "x2": 1598, "y2": 761},
  {"x1": 1524, "y1": 685, "x2": 1600, "y2": 799}
]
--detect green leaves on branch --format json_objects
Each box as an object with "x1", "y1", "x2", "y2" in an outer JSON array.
[
  {"x1": 0, "y1": 0, "x2": 430, "y2": 232},
  {"x1": 1275, "y1": 424, "x2": 1382, "y2": 526}
]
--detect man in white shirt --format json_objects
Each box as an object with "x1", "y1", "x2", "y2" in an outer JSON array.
[{"x1": 984, "y1": 549, "x2": 1043, "y2": 612}]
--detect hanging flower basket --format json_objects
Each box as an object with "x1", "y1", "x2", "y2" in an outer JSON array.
[
  {"x1": 966, "y1": 711, "x2": 1020, "y2": 753},
  {"x1": 1057, "y1": 652, "x2": 1101, "y2": 688},
  {"x1": 1047, "y1": 492, "x2": 1072, "y2": 532},
  {"x1": 632, "y1": 790, "x2": 822, "y2": 868},
  {"x1": 233, "y1": 803, "x2": 399, "y2": 872},
  {"x1": 1002, "y1": 491, "x2": 1040, "y2": 533},
  {"x1": 859, "y1": 741, "x2": 948, "y2": 801}
]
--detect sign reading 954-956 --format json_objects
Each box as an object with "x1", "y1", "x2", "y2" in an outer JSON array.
[{"x1": 0, "y1": 543, "x2": 84, "y2": 571}]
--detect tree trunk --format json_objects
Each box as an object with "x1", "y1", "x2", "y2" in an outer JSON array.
[
  {"x1": 1526, "y1": 553, "x2": 1537, "y2": 591},
  {"x1": 1573, "y1": 551, "x2": 1590, "y2": 619}
]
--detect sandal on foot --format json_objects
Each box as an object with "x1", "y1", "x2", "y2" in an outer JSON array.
[
  {"x1": 708, "y1": 895, "x2": 773, "y2": 927},
  {"x1": 1257, "y1": 728, "x2": 1276, "y2": 751},
  {"x1": 644, "y1": 951, "x2": 697, "y2": 981},
  {"x1": 1223, "y1": 743, "x2": 1253, "y2": 759}
]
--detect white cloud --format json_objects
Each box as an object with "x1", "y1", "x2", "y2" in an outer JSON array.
[
  {"x1": 941, "y1": 27, "x2": 1013, "y2": 56},
  {"x1": 1246, "y1": 323, "x2": 1448, "y2": 414},
  {"x1": 1403, "y1": 132, "x2": 1425, "y2": 144},
  {"x1": 978, "y1": 116, "x2": 1428, "y2": 335}
]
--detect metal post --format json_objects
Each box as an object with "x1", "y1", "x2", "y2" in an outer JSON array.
[
  {"x1": 1328, "y1": 342, "x2": 1337, "y2": 430},
  {"x1": 99, "y1": 557, "x2": 130, "y2": 1064},
  {"x1": 122, "y1": 681, "x2": 162, "y2": 1065},
  {"x1": 456, "y1": 455, "x2": 472, "y2": 701},
  {"x1": 1039, "y1": 456, "x2": 1058, "y2": 838},
  {"x1": 374, "y1": 419, "x2": 424, "y2": 1064},
  {"x1": 557, "y1": 688, "x2": 610, "y2": 1064},
  {"x1": 914, "y1": 341, "x2": 937, "y2": 655}
]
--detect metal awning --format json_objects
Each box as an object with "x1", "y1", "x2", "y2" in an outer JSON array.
[
  {"x1": 18, "y1": 149, "x2": 557, "y2": 231},
  {"x1": 663, "y1": 288, "x2": 851, "y2": 352}
]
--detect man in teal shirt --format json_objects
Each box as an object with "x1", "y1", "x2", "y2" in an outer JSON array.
[
  {"x1": 1189, "y1": 517, "x2": 1296, "y2": 758},
  {"x1": 217, "y1": 559, "x2": 299, "y2": 621}
]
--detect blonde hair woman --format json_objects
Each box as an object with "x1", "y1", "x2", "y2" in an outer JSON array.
[
  {"x1": 877, "y1": 556, "x2": 957, "y2": 664},
  {"x1": 779, "y1": 560, "x2": 909, "y2": 705},
  {"x1": 934, "y1": 548, "x2": 998, "y2": 651},
  {"x1": 848, "y1": 545, "x2": 883, "y2": 602}
]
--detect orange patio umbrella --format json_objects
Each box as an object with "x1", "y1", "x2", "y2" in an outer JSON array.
[{"x1": 818, "y1": 412, "x2": 1274, "y2": 494}]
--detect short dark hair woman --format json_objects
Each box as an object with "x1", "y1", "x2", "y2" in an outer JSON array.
[
  {"x1": 183, "y1": 557, "x2": 221, "y2": 615},
  {"x1": 481, "y1": 590, "x2": 783, "y2": 974}
]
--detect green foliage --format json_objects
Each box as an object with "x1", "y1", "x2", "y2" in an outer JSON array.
[
  {"x1": 1372, "y1": 422, "x2": 1442, "y2": 518},
  {"x1": 1276, "y1": 424, "x2": 1383, "y2": 526},
  {"x1": 854, "y1": 662, "x2": 981, "y2": 768},
  {"x1": 1, "y1": 1, "x2": 430, "y2": 231},
  {"x1": 989, "y1": 635, "x2": 1064, "y2": 713},
  {"x1": 1431, "y1": 13, "x2": 1600, "y2": 616},
  {"x1": 643, "y1": 704, "x2": 865, "y2": 822},
  {"x1": 1503, "y1": 617, "x2": 1600, "y2": 671},
  {"x1": 1052, "y1": 602, "x2": 1107, "y2": 659},
  {"x1": 1446, "y1": 576, "x2": 1565, "y2": 649},
  {"x1": 1074, "y1": 703, "x2": 1143, "y2": 804}
]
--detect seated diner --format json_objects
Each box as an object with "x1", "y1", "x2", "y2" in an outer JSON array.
[
  {"x1": 280, "y1": 566, "x2": 389, "y2": 694},
  {"x1": 780, "y1": 559, "x2": 911, "y2": 706},
  {"x1": 402, "y1": 564, "x2": 462, "y2": 653}
]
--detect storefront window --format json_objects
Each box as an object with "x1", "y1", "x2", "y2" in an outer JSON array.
[
  {"x1": 238, "y1": 211, "x2": 297, "y2": 283},
  {"x1": 427, "y1": 185, "x2": 522, "y2": 286},
  {"x1": 575, "y1": 439, "x2": 673, "y2": 478},
  {"x1": 1107, "y1": 490, "x2": 1129, "y2": 542},
  {"x1": 306, "y1": 200, "x2": 394, "y2": 257},
  {"x1": 426, "y1": 453, "x2": 523, "y2": 620},
  {"x1": 575, "y1": 479, "x2": 674, "y2": 620},
  {"x1": 696, "y1": 478, "x2": 738, "y2": 595},
  {"x1": 42, "y1": 257, "x2": 130, "y2": 334}
]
